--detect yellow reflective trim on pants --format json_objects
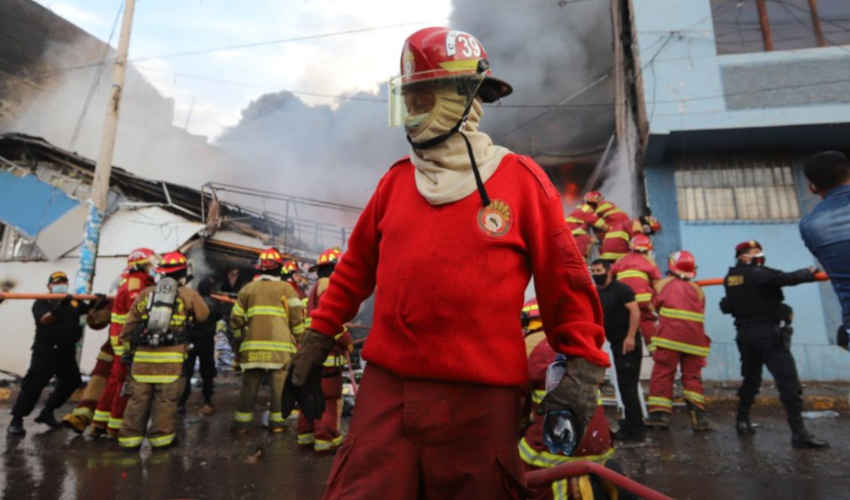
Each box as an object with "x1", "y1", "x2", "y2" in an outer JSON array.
[
  {"x1": 72, "y1": 407, "x2": 93, "y2": 418},
  {"x1": 635, "y1": 292, "x2": 652, "y2": 303},
  {"x1": 245, "y1": 305, "x2": 288, "y2": 319},
  {"x1": 239, "y1": 341, "x2": 296, "y2": 353},
  {"x1": 118, "y1": 435, "x2": 144, "y2": 448},
  {"x1": 604, "y1": 230, "x2": 630, "y2": 241},
  {"x1": 297, "y1": 433, "x2": 315, "y2": 445},
  {"x1": 650, "y1": 337, "x2": 710, "y2": 357},
  {"x1": 149, "y1": 433, "x2": 176, "y2": 447},
  {"x1": 107, "y1": 417, "x2": 123, "y2": 430},
  {"x1": 132, "y1": 374, "x2": 179, "y2": 383},
  {"x1": 233, "y1": 411, "x2": 253, "y2": 423},
  {"x1": 600, "y1": 252, "x2": 627, "y2": 261},
  {"x1": 531, "y1": 389, "x2": 546, "y2": 405},
  {"x1": 111, "y1": 313, "x2": 127, "y2": 325},
  {"x1": 314, "y1": 435, "x2": 344, "y2": 451},
  {"x1": 552, "y1": 478, "x2": 568, "y2": 500},
  {"x1": 617, "y1": 270, "x2": 649, "y2": 281},
  {"x1": 133, "y1": 352, "x2": 185, "y2": 363},
  {"x1": 323, "y1": 355, "x2": 346, "y2": 368},
  {"x1": 648, "y1": 396, "x2": 672, "y2": 408},
  {"x1": 518, "y1": 437, "x2": 614, "y2": 468},
  {"x1": 93, "y1": 410, "x2": 111, "y2": 423},
  {"x1": 659, "y1": 307, "x2": 704, "y2": 323},
  {"x1": 683, "y1": 390, "x2": 705, "y2": 404},
  {"x1": 270, "y1": 412, "x2": 285, "y2": 424}
]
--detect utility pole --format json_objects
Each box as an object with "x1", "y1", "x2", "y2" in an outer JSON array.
[{"x1": 74, "y1": 0, "x2": 136, "y2": 296}]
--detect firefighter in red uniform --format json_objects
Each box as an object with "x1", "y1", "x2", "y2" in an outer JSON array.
[
  {"x1": 289, "y1": 27, "x2": 607, "y2": 499},
  {"x1": 520, "y1": 299, "x2": 617, "y2": 500},
  {"x1": 91, "y1": 248, "x2": 157, "y2": 437},
  {"x1": 296, "y1": 248, "x2": 353, "y2": 453},
  {"x1": 646, "y1": 250, "x2": 713, "y2": 432},
  {"x1": 611, "y1": 234, "x2": 663, "y2": 349},
  {"x1": 565, "y1": 203, "x2": 608, "y2": 259},
  {"x1": 281, "y1": 259, "x2": 305, "y2": 299}
]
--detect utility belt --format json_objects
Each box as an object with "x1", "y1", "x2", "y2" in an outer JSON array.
[{"x1": 131, "y1": 325, "x2": 188, "y2": 348}]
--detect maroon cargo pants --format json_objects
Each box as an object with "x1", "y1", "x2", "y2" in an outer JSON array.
[{"x1": 322, "y1": 364, "x2": 526, "y2": 500}]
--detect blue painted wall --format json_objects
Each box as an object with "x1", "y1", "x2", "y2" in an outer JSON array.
[{"x1": 0, "y1": 171, "x2": 79, "y2": 237}]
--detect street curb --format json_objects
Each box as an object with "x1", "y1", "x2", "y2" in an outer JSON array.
[{"x1": 702, "y1": 394, "x2": 849, "y2": 411}]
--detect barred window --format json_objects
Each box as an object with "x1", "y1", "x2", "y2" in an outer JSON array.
[{"x1": 675, "y1": 158, "x2": 800, "y2": 221}]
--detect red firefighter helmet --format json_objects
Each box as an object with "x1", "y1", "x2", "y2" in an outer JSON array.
[
  {"x1": 157, "y1": 251, "x2": 188, "y2": 275},
  {"x1": 127, "y1": 247, "x2": 156, "y2": 270},
  {"x1": 310, "y1": 247, "x2": 342, "y2": 271},
  {"x1": 583, "y1": 191, "x2": 603, "y2": 204},
  {"x1": 630, "y1": 234, "x2": 653, "y2": 253},
  {"x1": 256, "y1": 247, "x2": 284, "y2": 271},
  {"x1": 397, "y1": 27, "x2": 511, "y2": 102},
  {"x1": 668, "y1": 250, "x2": 697, "y2": 279},
  {"x1": 281, "y1": 259, "x2": 298, "y2": 276},
  {"x1": 521, "y1": 299, "x2": 541, "y2": 321}
]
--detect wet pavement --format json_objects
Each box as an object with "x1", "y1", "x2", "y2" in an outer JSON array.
[{"x1": 1, "y1": 382, "x2": 848, "y2": 500}]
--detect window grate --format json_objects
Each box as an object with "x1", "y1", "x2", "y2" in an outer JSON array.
[{"x1": 674, "y1": 158, "x2": 800, "y2": 222}]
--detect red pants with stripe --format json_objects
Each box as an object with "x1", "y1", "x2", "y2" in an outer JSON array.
[
  {"x1": 73, "y1": 341, "x2": 114, "y2": 419},
  {"x1": 296, "y1": 372, "x2": 343, "y2": 451},
  {"x1": 93, "y1": 357, "x2": 128, "y2": 430},
  {"x1": 648, "y1": 347, "x2": 706, "y2": 412},
  {"x1": 321, "y1": 364, "x2": 525, "y2": 500}
]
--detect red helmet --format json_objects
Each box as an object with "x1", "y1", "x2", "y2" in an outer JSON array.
[
  {"x1": 668, "y1": 250, "x2": 697, "y2": 279},
  {"x1": 281, "y1": 259, "x2": 298, "y2": 276},
  {"x1": 256, "y1": 247, "x2": 284, "y2": 271},
  {"x1": 157, "y1": 251, "x2": 188, "y2": 274},
  {"x1": 127, "y1": 247, "x2": 155, "y2": 269},
  {"x1": 630, "y1": 234, "x2": 653, "y2": 252},
  {"x1": 310, "y1": 247, "x2": 342, "y2": 271},
  {"x1": 396, "y1": 27, "x2": 511, "y2": 103},
  {"x1": 521, "y1": 299, "x2": 541, "y2": 321},
  {"x1": 584, "y1": 191, "x2": 603, "y2": 204},
  {"x1": 638, "y1": 216, "x2": 662, "y2": 235},
  {"x1": 735, "y1": 240, "x2": 763, "y2": 256}
]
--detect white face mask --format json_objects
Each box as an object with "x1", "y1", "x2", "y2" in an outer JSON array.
[{"x1": 52, "y1": 284, "x2": 69, "y2": 294}]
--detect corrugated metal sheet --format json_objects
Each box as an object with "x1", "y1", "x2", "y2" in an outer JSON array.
[{"x1": 0, "y1": 170, "x2": 79, "y2": 237}]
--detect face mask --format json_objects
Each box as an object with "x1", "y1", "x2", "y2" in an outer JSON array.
[
  {"x1": 52, "y1": 284, "x2": 69, "y2": 294},
  {"x1": 752, "y1": 253, "x2": 766, "y2": 266},
  {"x1": 592, "y1": 274, "x2": 607, "y2": 286}
]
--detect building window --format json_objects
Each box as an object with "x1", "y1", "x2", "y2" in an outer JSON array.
[
  {"x1": 675, "y1": 158, "x2": 800, "y2": 222},
  {"x1": 712, "y1": 0, "x2": 850, "y2": 55}
]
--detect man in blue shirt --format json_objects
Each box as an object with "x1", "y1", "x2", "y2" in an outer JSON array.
[{"x1": 800, "y1": 151, "x2": 850, "y2": 350}]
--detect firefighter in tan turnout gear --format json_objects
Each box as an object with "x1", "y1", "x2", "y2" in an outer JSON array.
[
  {"x1": 118, "y1": 252, "x2": 209, "y2": 449},
  {"x1": 230, "y1": 247, "x2": 305, "y2": 432}
]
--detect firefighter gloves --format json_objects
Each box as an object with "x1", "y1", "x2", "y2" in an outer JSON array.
[
  {"x1": 538, "y1": 358, "x2": 606, "y2": 433},
  {"x1": 291, "y1": 329, "x2": 336, "y2": 387}
]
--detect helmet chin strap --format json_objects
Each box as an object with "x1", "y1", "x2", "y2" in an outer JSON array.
[{"x1": 406, "y1": 68, "x2": 491, "y2": 207}]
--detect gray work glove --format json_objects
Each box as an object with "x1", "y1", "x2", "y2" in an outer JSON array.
[
  {"x1": 538, "y1": 357, "x2": 606, "y2": 431},
  {"x1": 290, "y1": 329, "x2": 336, "y2": 386}
]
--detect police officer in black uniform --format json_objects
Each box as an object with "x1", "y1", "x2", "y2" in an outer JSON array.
[
  {"x1": 721, "y1": 241, "x2": 828, "y2": 449},
  {"x1": 7, "y1": 271, "x2": 107, "y2": 436}
]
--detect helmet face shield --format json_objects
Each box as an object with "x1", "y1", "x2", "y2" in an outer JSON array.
[{"x1": 388, "y1": 74, "x2": 484, "y2": 128}]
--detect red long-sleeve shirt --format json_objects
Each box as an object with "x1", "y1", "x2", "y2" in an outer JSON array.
[{"x1": 310, "y1": 154, "x2": 607, "y2": 387}]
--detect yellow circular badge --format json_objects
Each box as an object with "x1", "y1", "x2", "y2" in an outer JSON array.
[{"x1": 477, "y1": 199, "x2": 512, "y2": 237}]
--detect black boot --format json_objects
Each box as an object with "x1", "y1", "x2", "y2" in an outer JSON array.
[
  {"x1": 34, "y1": 409, "x2": 61, "y2": 429},
  {"x1": 687, "y1": 402, "x2": 713, "y2": 432},
  {"x1": 645, "y1": 411, "x2": 670, "y2": 429},
  {"x1": 736, "y1": 404, "x2": 756, "y2": 435},
  {"x1": 7, "y1": 417, "x2": 26, "y2": 436},
  {"x1": 791, "y1": 427, "x2": 829, "y2": 449}
]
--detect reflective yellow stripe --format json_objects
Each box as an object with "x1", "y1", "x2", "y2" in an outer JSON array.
[
  {"x1": 270, "y1": 411, "x2": 285, "y2": 424},
  {"x1": 600, "y1": 252, "x2": 627, "y2": 260},
  {"x1": 635, "y1": 293, "x2": 652, "y2": 303},
  {"x1": 297, "y1": 433, "x2": 315, "y2": 445},
  {"x1": 132, "y1": 374, "x2": 179, "y2": 383},
  {"x1": 617, "y1": 270, "x2": 649, "y2": 281},
  {"x1": 518, "y1": 437, "x2": 614, "y2": 468},
  {"x1": 133, "y1": 351, "x2": 185, "y2": 363},
  {"x1": 97, "y1": 351, "x2": 114, "y2": 362},
  {"x1": 292, "y1": 324, "x2": 305, "y2": 335},
  {"x1": 303, "y1": 317, "x2": 312, "y2": 328},
  {"x1": 93, "y1": 410, "x2": 111, "y2": 423},
  {"x1": 72, "y1": 407, "x2": 93, "y2": 418},
  {"x1": 239, "y1": 341, "x2": 296, "y2": 353},
  {"x1": 107, "y1": 417, "x2": 123, "y2": 430},
  {"x1": 648, "y1": 396, "x2": 673, "y2": 408},
  {"x1": 149, "y1": 433, "x2": 176, "y2": 447},
  {"x1": 531, "y1": 389, "x2": 546, "y2": 405},
  {"x1": 604, "y1": 230, "x2": 630, "y2": 241},
  {"x1": 552, "y1": 478, "x2": 568, "y2": 500},
  {"x1": 232, "y1": 302, "x2": 245, "y2": 317},
  {"x1": 111, "y1": 313, "x2": 127, "y2": 325},
  {"x1": 118, "y1": 436, "x2": 144, "y2": 448},
  {"x1": 314, "y1": 435, "x2": 344, "y2": 451},
  {"x1": 233, "y1": 411, "x2": 253, "y2": 423},
  {"x1": 596, "y1": 203, "x2": 614, "y2": 215},
  {"x1": 323, "y1": 355, "x2": 346, "y2": 367},
  {"x1": 245, "y1": 305, "x2": 288, "y2": 319},
  {"x1": 565, "y1": 216, "x2": 584, "y2": 224},
  {"x1": 593, "y1": 218, "x2": 608, "y2": 229},
  {"x1": 571, "y1": 228, "x2": 588, "y2": 236},
  {"x1": 522, "y1": 303, "x2": 539, "y2": 314},
  {"x1": 650, "y1": 337, "x2": 710, "y2": 357},
  {"x1": 683, "y1": 390, "x2": 705, "y2": 404},
  {"x1": 659, "y1": 307, "x2": 704, "y2": 323}
]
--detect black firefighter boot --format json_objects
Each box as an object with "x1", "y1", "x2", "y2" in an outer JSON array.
[
  {"x1": 34, "y1": 408, "x2": 62, "y2": 429},
  {"x1": 645, "y1": 411, "x2": 671, "y2": 429},
  {"x1": 735, "y1": 403, "x2": 757, "y2": 435},
  {"x1": 7, "y1": 416, "x2": 26, "y2": 437},
  {"x1": 790, "y1": 418, "x2": 829, "y2": 449},
  {"x1": 687, "y1": 402, "x2": 713, "y2": 432}
]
